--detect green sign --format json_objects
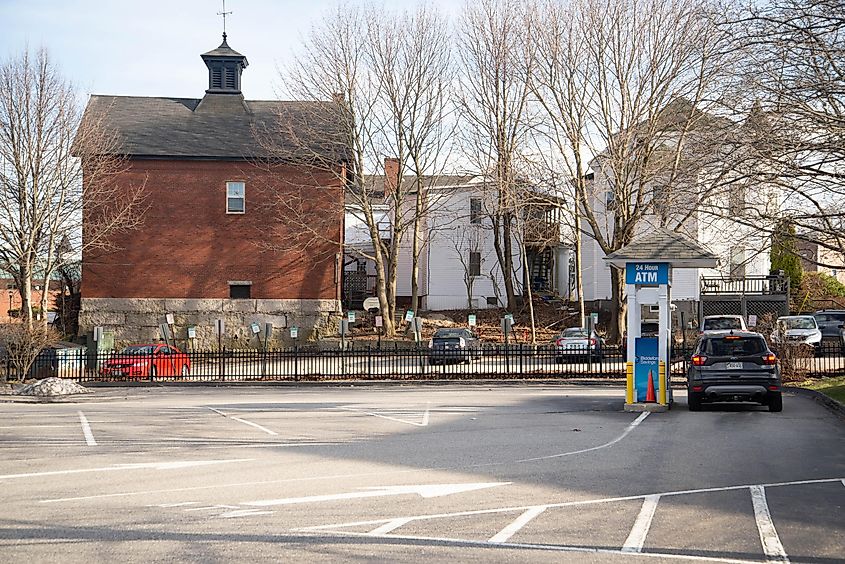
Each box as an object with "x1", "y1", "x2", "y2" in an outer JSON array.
[
  {"x1": 290, "y1": 326, "x2": 298, "y2": 339},
  {"x1": 404, "y1": 310, "x2": 415, "y2": 322},
  {"x1": 468, "y1": 314, "x2": 477, "y2": 326},
  {"x1": 348, "y1": 311, "x2": 356, "y2": 323}
]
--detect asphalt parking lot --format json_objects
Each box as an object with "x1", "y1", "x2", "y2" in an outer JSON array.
[{"x1": 0, "y1": 384, "x2": 843, "y2": 563}]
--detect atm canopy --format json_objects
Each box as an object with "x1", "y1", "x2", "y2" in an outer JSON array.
[{"x1": 603, "y1": 228, "x2": 718, "y2": 269}]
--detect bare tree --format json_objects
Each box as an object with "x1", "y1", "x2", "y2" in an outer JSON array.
[
  {"x1": 446, "y1": 226, "x2": 484, "y2": 310},
  {"x1": 457, "y1": 0, "x2": 537, "y2": 313},
  {"x1": 531, "y1": 0, "x2": 738, "y2": 342},
  {"x1": 730, "y1": 0, "x2": 845, "y2": 264},
  {"x1": 367, "y1": 6, "x2": 454, "y2": 315},
  {"x1": 261, "y1": 4, "x2": 453, "y2": 336},
  {"x1": 0, "y1": 47, "x2": 147, "y2": 330}
]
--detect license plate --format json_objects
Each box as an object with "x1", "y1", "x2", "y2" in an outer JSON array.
[{"x1": 726, "y1": 362, "x2": 743, "y2": 369}]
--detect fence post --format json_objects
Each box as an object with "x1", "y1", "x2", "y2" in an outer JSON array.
[
  {"x1": 367, "y1": 344, "x2": 372, "y2": 377},
  {"x1": 519, "y1": 344, "x2": 524, "y2": 375},
  {"x1": 220, "y1": 347, "x2": 226, "y2": 382},
  {"x1": 294, "y1": 345, "x2": 299, "y2": 381}
]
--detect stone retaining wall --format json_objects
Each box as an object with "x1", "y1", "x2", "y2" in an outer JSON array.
[{"x1": 79, "y1": 298, "x2": 341, "y2": 348}]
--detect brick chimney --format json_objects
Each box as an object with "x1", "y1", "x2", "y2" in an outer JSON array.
[{"x1": 384, "y1": 157, "x2": 400, "y2": 192}]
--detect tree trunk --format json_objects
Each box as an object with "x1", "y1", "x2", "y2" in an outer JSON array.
[
  {"x1": 501, "y1": 214, "x2": 517, "y2": 311},
  {"x1": 575, "y1": 207, "x2": 585, "y2": 327},
  {"x1": 19, "y1": 262, "x2": 33, "y2": 330},
  {"x1": 410, "y1": 204, "x2": 422, "y2": 314},
  {"x1": 522, "y1": 242, "x2": 537, "y2": 344},
  {"x1": 609, "y1": 267, "x2": 627, "y2": 344}
]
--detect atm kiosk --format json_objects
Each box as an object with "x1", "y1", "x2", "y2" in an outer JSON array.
[{"x1": 603, "y1": 229, "x2": 719, "y2": 412}]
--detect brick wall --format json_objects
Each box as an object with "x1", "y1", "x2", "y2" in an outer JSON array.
[{"x1": 82, "y1": 159, "x2": 344, "y2": 301}]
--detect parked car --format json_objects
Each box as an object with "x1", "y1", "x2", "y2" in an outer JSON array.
[
  {"x1": 771, "y1": 315, "x2": 822, "y2": 353},
  {"x1": 687, "y1": 331, "x2": 782, "y2": 412},
  {"x1": 428, "y1": 328, "x2": 481, "y2": 365},
  {"x1": 813, "y1": 310, "x2": 845, "y2": 339},
  {"x1": 700, "y1": 315, "x2": 747, "y2": 333},
  {"x1": 554, "y1": 327, "x2": 604, "y2": 362},
  {"x1": 99, "y1": 344, "x2": 191, "y2": 378}
]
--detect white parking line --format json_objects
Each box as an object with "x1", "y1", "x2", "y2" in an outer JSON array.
[
  {"x1": 368, "y1": 518, "x2": 414, "y2": 536},
  {"x1": 337, "y1": 405, "x2": 430, "y2": 427},
  {"x1": 750, "y1": 486, "x2": 789, "y2": 563},
  {"x1": 78, "y1": 411, "x2": 97, "y2": 446},
  {"x1": 488, "y1": 506, "x2": 547, "y2": 544},
  {"x1": 300, "y1": 476, "x2": 845, "y2": 533},
  {"x1": 517, "y1": 411, "x2": 649, "y2": 462},
  {"x1": 206, "y1": 407, "x2": 278, "y2": 436},
  {"x1": 622, "y1": 494, "x2": 660, "y2": 553}
]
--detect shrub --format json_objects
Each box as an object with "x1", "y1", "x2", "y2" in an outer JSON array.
[{"x1": 0, "y1": 324, "x2": 60, "y2": 383}]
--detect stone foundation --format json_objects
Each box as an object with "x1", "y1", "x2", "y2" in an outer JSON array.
[{"x1": 79, "y1": 298, "x2": 341, "y2": 349}]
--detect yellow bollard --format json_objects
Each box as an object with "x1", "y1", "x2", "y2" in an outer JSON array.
[
  {"x1": 658, "y1": 361, "x2": 667, "y2": 405},
  {"x1": 626, "y1": 362, "x2": 634, "y2": 404}
]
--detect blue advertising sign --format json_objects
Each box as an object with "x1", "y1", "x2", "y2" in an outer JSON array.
[
  {"x1": 634, "y1": 337, "x2": 659, "y2": 402},
  {"x1": 626, "y1": 262, "x2": 669, "y2": 285}
]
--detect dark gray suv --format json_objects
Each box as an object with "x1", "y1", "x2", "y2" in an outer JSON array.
[{"x1": 687, "y1": 331, "x2": 782, "y2": 412}]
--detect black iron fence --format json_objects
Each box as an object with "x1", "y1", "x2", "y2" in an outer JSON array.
[{"x1": 11, "y1": 339, "x2": 844, "y2": 384}]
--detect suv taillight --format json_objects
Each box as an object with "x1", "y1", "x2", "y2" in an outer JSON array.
[
  {"x1": 691, "y1": 354, "x2": 706, "y2": 366},
  {"x1": 762, "y1": 353, "x2": 777, "y2": 365},
  {"x1": 590, "y1": 338, "x2": 596, "y2": 346}
]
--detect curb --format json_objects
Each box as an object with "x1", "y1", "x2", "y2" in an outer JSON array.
[{"x1": 785, "y1": 386, "x2": 845, "y2": 421}]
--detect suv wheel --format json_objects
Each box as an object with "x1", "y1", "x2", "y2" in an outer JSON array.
[
  {"x1": 688, "y1": 390, "x2": 703, "y2": 412},
  {"x1": 768, "y1": 392, "x2": 783, "y2": 413}
]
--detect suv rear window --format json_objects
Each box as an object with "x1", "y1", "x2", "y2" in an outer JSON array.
[
  {"x1": 703, "y1": 336, "x2": 766, "y2": 356},
  {"x1": 703, "y1": 317, "x2": 743, "y2": 331},
  {"x1": 814, "y1": 312, "x2": 845, "y2": 322}
]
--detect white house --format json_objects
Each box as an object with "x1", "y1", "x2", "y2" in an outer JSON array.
[
  {"x1": 578, "y1": 104, "x2": 780, "y2": 317},
  {"x1": 344, "y1": 170, "x2": 572, "y2": 312}
]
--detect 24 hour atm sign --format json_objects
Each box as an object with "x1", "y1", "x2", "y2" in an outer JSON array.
[{"x1": 625, "y1": 262, "x2": 669, "y2": 285}]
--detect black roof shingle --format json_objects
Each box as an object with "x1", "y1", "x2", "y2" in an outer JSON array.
[{"x1": 82, "y1": 93, "x2": 346, "y2": 163}]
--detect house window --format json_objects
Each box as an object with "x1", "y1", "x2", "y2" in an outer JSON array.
[
  {"x1": 229, "y1": 282, "x2": 251, "y2": 299},
  {"x1": 227, "y1": 181, "x2": 245, "y2": 214},
  {"x1": 469, "y1": 251, "x2": 481, "y2": 277},
  {"x1": 486, "y1": 296, "x2": 498, "y2": 306},
  {"x1": 470, "y1": 198, "x2": 482, "y2": 224}
]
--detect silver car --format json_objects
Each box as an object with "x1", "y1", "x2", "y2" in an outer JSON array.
[
  {"x1": 554, "y1": 328, "x2": 604, "y2": 362},
  {"x1": 772, "y1": 315, "x2": 822, "y2": 353}
]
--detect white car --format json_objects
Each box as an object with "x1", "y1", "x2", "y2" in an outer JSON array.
[{"x1": 772, "y1": 315, "x2": 823, "y2": 353}]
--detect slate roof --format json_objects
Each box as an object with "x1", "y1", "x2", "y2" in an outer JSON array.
[
  {"x1": 82, "y1": 94, "x2": 346, "y2": 162},
  {"x1": 603, "y1": 228, "x2": 718, "y2": 268},
  {"x1": 201, "y1": 38, "x2": 247, "y2": 60}
]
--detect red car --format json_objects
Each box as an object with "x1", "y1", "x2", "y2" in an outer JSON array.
[{"x1": 99, "y1": 344, "x2": 191, "y2": 378}]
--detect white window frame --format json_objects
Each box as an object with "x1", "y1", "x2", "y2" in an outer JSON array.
[{"x1": 226, "y1": 181, "x2": 245, "y2": 214}]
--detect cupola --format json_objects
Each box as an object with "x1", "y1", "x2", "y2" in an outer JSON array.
[{"x1": 201, "y1": 34, "x2": 248, "y2": 95}]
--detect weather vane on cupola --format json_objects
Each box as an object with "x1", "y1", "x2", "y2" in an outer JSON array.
[{"x1": 217, "y1": 0, "x2": 233, "y2": 41}]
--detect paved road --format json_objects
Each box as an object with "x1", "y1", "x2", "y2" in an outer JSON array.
[{"x1": 0, "y1": 385, "x2": 842, "y2": 563}]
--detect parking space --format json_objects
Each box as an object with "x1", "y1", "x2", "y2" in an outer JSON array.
[{"x1": 0, "y1": 385, "x2": 843, "y2": 562}]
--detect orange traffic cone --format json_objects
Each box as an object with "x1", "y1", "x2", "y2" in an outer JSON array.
[{"x1": 645, "y1": 369, "x2": 656, "y2": 403}]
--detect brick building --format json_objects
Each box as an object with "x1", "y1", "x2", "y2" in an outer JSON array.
[{"x1": 78, "y1": 34, "x2": 345, "y2": 347}]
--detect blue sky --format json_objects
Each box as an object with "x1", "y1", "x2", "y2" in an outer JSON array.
[{"x1": 1, "y1": 0, "x2": 462, "y2": 101}]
